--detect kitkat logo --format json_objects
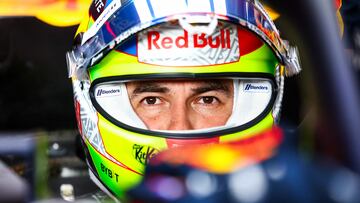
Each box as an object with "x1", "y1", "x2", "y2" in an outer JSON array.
[{"x1": 147, "y1": 29, "x2": 231, "y2": 50}]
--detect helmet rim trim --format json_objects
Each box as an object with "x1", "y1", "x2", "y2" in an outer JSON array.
[{"x1": 89, "y1": 72, "x2": 278, "y2": 138}]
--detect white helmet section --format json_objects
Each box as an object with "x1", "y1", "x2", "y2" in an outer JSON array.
[
  {"x1": 226, "y1": 79, "x2": 272, "y2": 127},
  {"x1": 94, "y1": 83, "x2": 147, "y2": 129}
]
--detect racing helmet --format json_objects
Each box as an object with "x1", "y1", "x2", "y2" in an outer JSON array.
[{"x1": 66, "y1": 0, "x2": 300, "y2": 199}]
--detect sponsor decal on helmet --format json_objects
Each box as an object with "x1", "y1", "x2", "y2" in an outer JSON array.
[
  {"x1": 243, "y1": 83, "x2": 270, "y2": 93},
  {"x1": 95, "y1": 86, "x2": 121, "y2": 97},
  {"x1": 83, "y1": 0, "x2": 122, "y2": 44},
  {"x1": 132, "y1": 144, "x2": 160, "y2": 165},
  {"x1": 146, "y1": 29, "x2": 231, "y2": 50},
  {"x1": 90, "y1": 0, "x2": 106, "y2": 19},
  {"x1": 137, "y1": 22, "x2": 240, "y2": 66},
  {"x1": 100, "y1": 162, "x2": 120, "y2": 183}
]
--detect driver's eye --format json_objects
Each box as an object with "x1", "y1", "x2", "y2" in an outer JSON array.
[
  {"x1": 202, "y1": 97, "x2": 215, "y2": 104},
  {"x1": 143, "y1": 97, "x2": 159, "y2": 105},
  {"x1": 199, "y1": 96, "x2": 218, "y2": 104}
]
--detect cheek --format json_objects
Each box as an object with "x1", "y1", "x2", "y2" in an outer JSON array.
[
  {"x1": 191, "y1": 101, "x2": 233, "y2": 119},
  {"x1": 189, "y1": 109, "x2": 232, "y2": 129},
  {"x1": 132, "y1": 100, "x2": 170, "y2": 121},
  {"x1": 139, "y1": 110, "x2": 172, "y2": 130}
]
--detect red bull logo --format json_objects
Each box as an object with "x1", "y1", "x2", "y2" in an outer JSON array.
[
  {"x1": 147, "y1": 29, "x2": 231, "y2": 50},
  {"x1": 137, "y1": 22, "x2": 240, "y2": 66}
]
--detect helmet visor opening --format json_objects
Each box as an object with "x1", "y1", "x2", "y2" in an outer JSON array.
[{"x1": 90, "y1": 77, "x2": 276, "y2": 136}]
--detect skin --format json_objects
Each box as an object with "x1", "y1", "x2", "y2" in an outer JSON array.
[{"x1": 126, "y1": 79, "x2": 234, "y2": 130}]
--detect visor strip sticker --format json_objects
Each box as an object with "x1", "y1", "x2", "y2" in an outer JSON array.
[{"x1": 83, "y1": 0, "x2": 122, "y2": 44}]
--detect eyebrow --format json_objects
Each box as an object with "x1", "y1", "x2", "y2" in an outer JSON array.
[
  {"x1": 191, "y1": 81, "x2": 232, "y2": 96},
  {"x1": 130, "y1": 80, "x2": 231, "y2": 97},
  {"x1": 131, "y1": 83, "x2": 170, "y2": 95}
]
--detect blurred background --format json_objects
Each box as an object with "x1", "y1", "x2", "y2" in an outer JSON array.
[
  {"x1": 0, "y1": 0, "x2": 100, "y2": 202},
  {"x1": 0, "y1": 0, "x2": 359, "y2": 202}
]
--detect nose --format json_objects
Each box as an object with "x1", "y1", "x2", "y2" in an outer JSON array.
[{"x1": 168, "y1": 104, "x2": 193, "y2": 130}]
